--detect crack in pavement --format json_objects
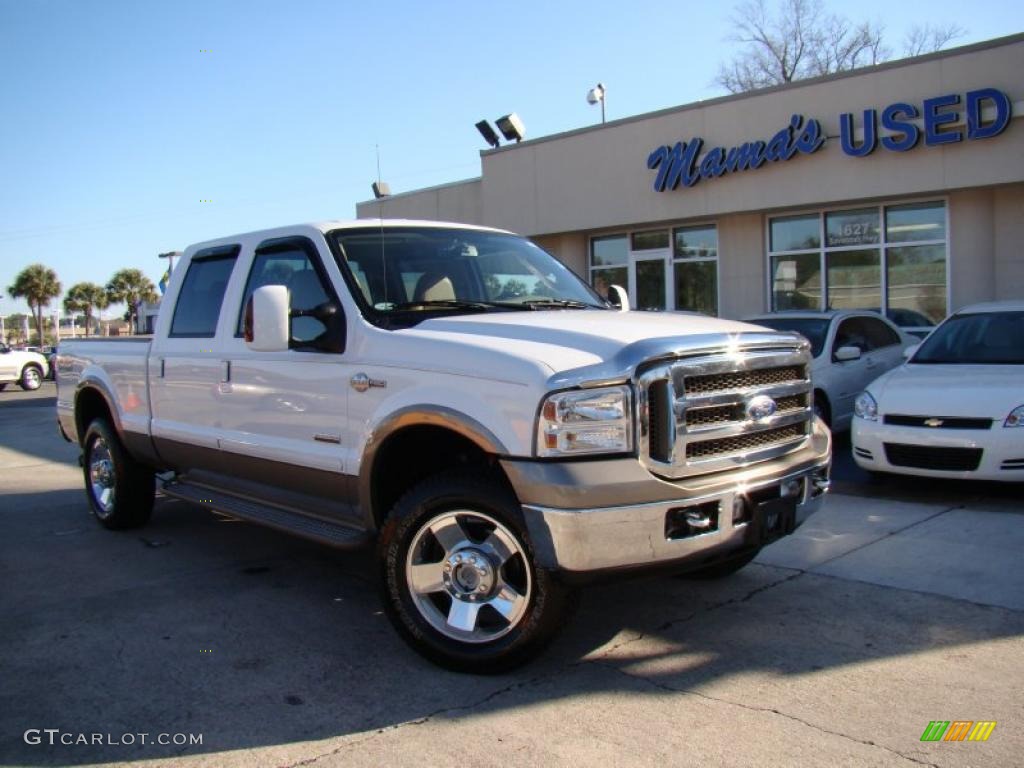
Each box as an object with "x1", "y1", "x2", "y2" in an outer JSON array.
[
  {"x1": 277, "y1": 673, "x2": 553, "y2": 768},
  {"x1": 596, "y1": 660, "x2": 941, "y2": 768},
  {"x1": 279, "y1": 571, "x2": 814, "y2": 768},
  {"x1": 589, "y1": 569, "x2": 807, "y2": 660}
]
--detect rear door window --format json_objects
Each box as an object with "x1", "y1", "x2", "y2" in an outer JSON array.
[{"x1": 170, "y1": 246, "x2": 239, "y2": 337}]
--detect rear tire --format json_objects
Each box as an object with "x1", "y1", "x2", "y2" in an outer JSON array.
[
  {"x1": 82, "y1": 418, "x2": 155, "y2": 530},
  {"x1": 19, "y1": 364, "x2": 43, "y2": 391},
  {"x1": 678, "y1": 548, "x2": 760, "y2": 579},
  {"x1": 378, "y1": 470, "x2": 575, "y2": 673}
]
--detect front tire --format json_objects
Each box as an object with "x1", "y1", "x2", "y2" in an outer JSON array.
[
  {"x1": 19, "y1": 364, "x2": 43, "y2": 391},
  {"x1": 378, "y1": 471, "x2": 574, "y2": 673},
  {"x1": 82, "y1": 418, "x2": 155, "y2": 529}
]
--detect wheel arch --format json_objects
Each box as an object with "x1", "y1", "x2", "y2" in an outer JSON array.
[
  {"x1": 74, "y1": 381, "x2": 122, "y2": 447},
  {"x1": 359, "y1": 406, "x2": 513, "y2": 530}
]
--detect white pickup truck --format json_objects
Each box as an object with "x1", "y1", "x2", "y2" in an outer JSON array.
[{"x1": 57, "y1": 220, "x2": 831, "y2": 672}]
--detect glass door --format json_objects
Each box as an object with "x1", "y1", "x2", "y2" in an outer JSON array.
[{"x1": 632, "y1": 255, "x2": 668, "y2": 311}]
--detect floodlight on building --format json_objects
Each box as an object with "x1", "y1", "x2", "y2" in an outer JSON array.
[
  {"x1": 587, "y1": 82, "x2": 606, "y2": 123},
  {"x1": 372, "y1": 181, "x2": 391, "y2": 199},
  {"x1": 475, "y1": 120, "x2": 501, "y2": 149},
  {"x1": 495, "y1": 113, "x2": 525, "y2": 143}
]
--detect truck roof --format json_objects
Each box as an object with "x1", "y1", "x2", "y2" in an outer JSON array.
[{"x1": 183, "y1": 219, "x2": 514, "y2": 255}]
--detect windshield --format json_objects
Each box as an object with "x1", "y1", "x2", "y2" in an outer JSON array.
[
  {"x1": 913, "y1": 311, "x2": 1024, "y2": 365},
  {"x1": 747, "y1": 317, "x2": 829, "y2": 358},
  {"x1": 328, "y1": 227, "x2": 607, "y2": 324}
]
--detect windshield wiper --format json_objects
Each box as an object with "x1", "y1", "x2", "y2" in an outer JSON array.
[
  {"x1": 388, "y1": 299, "x2": 508, "y2": 312},
  {"x1": 516, "y1": 298, "x2": 604, "y2": 310}
]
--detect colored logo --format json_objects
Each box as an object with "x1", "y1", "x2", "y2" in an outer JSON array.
[{"x1": 920, "y1": 721, "x2": 996, "y2": 742}]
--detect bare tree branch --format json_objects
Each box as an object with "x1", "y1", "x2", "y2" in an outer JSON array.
[
  {"x1": 715, "y1": 0, "x2": 954, "y2": 93},
  {"x1": 903, "y1": 23, "x2": 966, "y2": 57}
]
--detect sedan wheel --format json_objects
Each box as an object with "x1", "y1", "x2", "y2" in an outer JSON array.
[{"x1": 19, "y1": 365, "x2": 42, "y2": 391}]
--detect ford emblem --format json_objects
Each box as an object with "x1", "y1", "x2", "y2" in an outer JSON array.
[{"x1": 746, "y1": 395, "x2": 778, "y2": 422}]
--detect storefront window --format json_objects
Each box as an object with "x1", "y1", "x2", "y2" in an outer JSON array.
[
  {"x1": 631, "y1": 230, "x2": 669, "y2": 251},
  {"x1": 770, "y1": 214, "x2": 820, "y2": 252},
  {"x1": 673, "y1": 224, "x2": 718, "y2": 314},
  {"x1": 590, "y1": 235, "x2": 628, "y2": 299},
  {"x1": 826, "y1": 249, "x2": 881, "y2": 310},
  {"x1": 825, "y1": 208, "x2": 879, "y2": 247},
  {"x1": 771, "y1": 254, "x2": 821, "y2": 310},
  {"x1": 887, "y1": 244, "x2": 947, "y2": 324},
  {"x1": 591, "y1": 235, "x2": 628, "y2": 266},
  {"x1": 768, "y1": 201, "x2": 946, "y2": 334},
  {"x1": 675, "y1": 261, "x2": 717, "y2": 315},
  {"x1": 885, "y1": 202, "x2": 945, "y2": 243}
]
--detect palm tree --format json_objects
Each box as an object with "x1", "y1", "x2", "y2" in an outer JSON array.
[
  {"x1": 64, "y1": 282, "x2": 109, "y2": 337},
  {"x1": 106, "y1": 269, "x2": 157, "y2": 334},
  {"x1": 8, "y1": 264, "x2": 62, "y2": 346}
]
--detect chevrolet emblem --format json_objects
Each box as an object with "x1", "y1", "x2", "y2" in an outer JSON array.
[{"x1": 923, "y1": 418, "x2": 944, "y2": 427}]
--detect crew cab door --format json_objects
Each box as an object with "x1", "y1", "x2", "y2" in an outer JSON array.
[
  {"x1": 214, "y1": 235, "x2": 356, "y2": 521},
  {"x1": 149, "y1": 245, "x2": 239, "y2": 469}
]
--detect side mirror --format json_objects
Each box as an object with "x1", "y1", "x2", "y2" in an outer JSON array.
[
  {"x1": 608, "y1": 284, "x2": 630, "y2": 312},
  {"x1": 902, "y1": 343, "x2": 919, "y2": 360},
  {"x1": 834, "y1": 345, "x2": 862, "y2": 362},
  {"x1": 245, "y1": 285, "x2": 289, "y2": 352}
]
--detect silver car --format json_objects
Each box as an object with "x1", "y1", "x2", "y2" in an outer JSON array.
[{"x1": 744, "y1": 310, "x2": 918, "y2": 431}]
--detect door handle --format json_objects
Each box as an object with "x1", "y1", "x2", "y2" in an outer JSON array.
[{"x1": 221, "y1": 360, "x2": 231, "y2": 383}]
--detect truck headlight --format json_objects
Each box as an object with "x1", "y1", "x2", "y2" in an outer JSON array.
[
  {"x1": 536, "y1": 385, "x2": 633, "y2": 457},
  {"x1": 854, "y1": 391, "x2": 878, "y2": 421},
  {"x1": 1005, "y1": 405, "x2": 1024, "y2": 428}
]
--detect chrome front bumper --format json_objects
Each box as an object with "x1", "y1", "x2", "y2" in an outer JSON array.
[{"x1": 506, "y1": 421, "x2": 831, "y2": 574}]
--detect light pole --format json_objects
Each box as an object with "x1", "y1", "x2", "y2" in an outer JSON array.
[
  {"x1": 158, "y1": 250, "x2": 181, "y2": 288},
  {"x1": 587, "y1": 82, "x2": 606, "y2": 124}
]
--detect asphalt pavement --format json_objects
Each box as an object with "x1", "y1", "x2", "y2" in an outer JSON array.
[{"x1": 1, "y1": 383, "x2": 1021, "y2": 767}]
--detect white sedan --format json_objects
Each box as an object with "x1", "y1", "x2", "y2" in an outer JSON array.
[
  {"x1": 852, "y1": 301, "x2": 1024, "y2": 481},
  {"x1": 0, "y1": 343, "x2": 49, "y2": 391},
  {"x1": 745, "y1": 310, "x2": 918, "y2": 431}
]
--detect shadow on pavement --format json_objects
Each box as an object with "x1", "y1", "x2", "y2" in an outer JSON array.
[{"x1": 1, "y1": 488, "x2": 1021, "y2": 766}]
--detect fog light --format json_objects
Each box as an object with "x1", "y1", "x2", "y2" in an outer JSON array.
[{"x1": 732, "y1": 495, "x2": 751, "y2": 524}]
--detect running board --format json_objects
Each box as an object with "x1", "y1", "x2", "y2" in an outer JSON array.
[{"x1": 161, "y1": 480, "x2": 371, "y2": 550}]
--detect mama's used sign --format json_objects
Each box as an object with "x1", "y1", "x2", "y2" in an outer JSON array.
[{"x1": 647, "y1": 87, "x2": 1012, "y2": 192}]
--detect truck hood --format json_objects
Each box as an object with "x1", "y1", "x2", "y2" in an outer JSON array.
[
  {"x1": 392, "y1": 310, "x2": 782, "y2": 385},
  {"x1": 870, "y1": 363, "x2": 1024, "y2": 418}
]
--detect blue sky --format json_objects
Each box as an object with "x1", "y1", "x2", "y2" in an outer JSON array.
[{"x1": 1, "y1": 0, "x2": 1020, "y2": 318}]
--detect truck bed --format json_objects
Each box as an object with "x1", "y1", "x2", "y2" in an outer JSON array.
[{"x1": 56, "y1": 338, "x2": 153, "y2": 444}]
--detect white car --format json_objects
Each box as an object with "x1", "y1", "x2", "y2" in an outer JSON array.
[
  {"x1": 745, "y1": 310, "x2": 918, "y2": 431},
  {"x1": 0, "y1": 343, "x2": 49, "y2": 391},
  {"x1": 852, "y1": 301, "x2": 1024, "y2": 481}
]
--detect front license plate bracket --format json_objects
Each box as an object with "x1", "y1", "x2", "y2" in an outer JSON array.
[{"x1": 755, "y1": 496, "x2": 797, "y2": 544}]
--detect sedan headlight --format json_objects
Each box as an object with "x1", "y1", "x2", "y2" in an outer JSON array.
[
  {"x1": 854, "y1": 391, "x2": 878, "y2": 421},
  {"x1": 1005, "y1": 405, "x2": 1024, "y2": 428},
  {"x1": 536, "y1": 385, "x2": 633, "y2": 457}
]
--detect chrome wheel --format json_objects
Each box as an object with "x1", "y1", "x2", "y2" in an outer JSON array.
[
  {"x1": 89, "y1": 437, "x2": 116, "y2": 516},
  {"x1": 21, "y1": 366, "x2": 41, "y2": 390},
  {"x1": 405, "y1": 510, "x2": 532, "y2": 644}
]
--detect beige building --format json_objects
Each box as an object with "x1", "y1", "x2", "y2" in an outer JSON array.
[{"x1": 357, "y1": 33, "x2": 1024, "y2": 334}]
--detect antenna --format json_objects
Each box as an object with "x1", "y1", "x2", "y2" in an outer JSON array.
[{"x1": 375, "y1": 143, "x2": 387, "y2": 305}]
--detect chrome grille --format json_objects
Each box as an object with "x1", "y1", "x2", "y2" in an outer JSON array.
[
  {"x1": 686, "y1": 424, "x2": 805, "y2": 459},
  {"x1": 638, "y1": 345, "x2": 812, "y2": 479},
  {"x1": 684, "y1": 366, "x2": 805, "y2": 395}
]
